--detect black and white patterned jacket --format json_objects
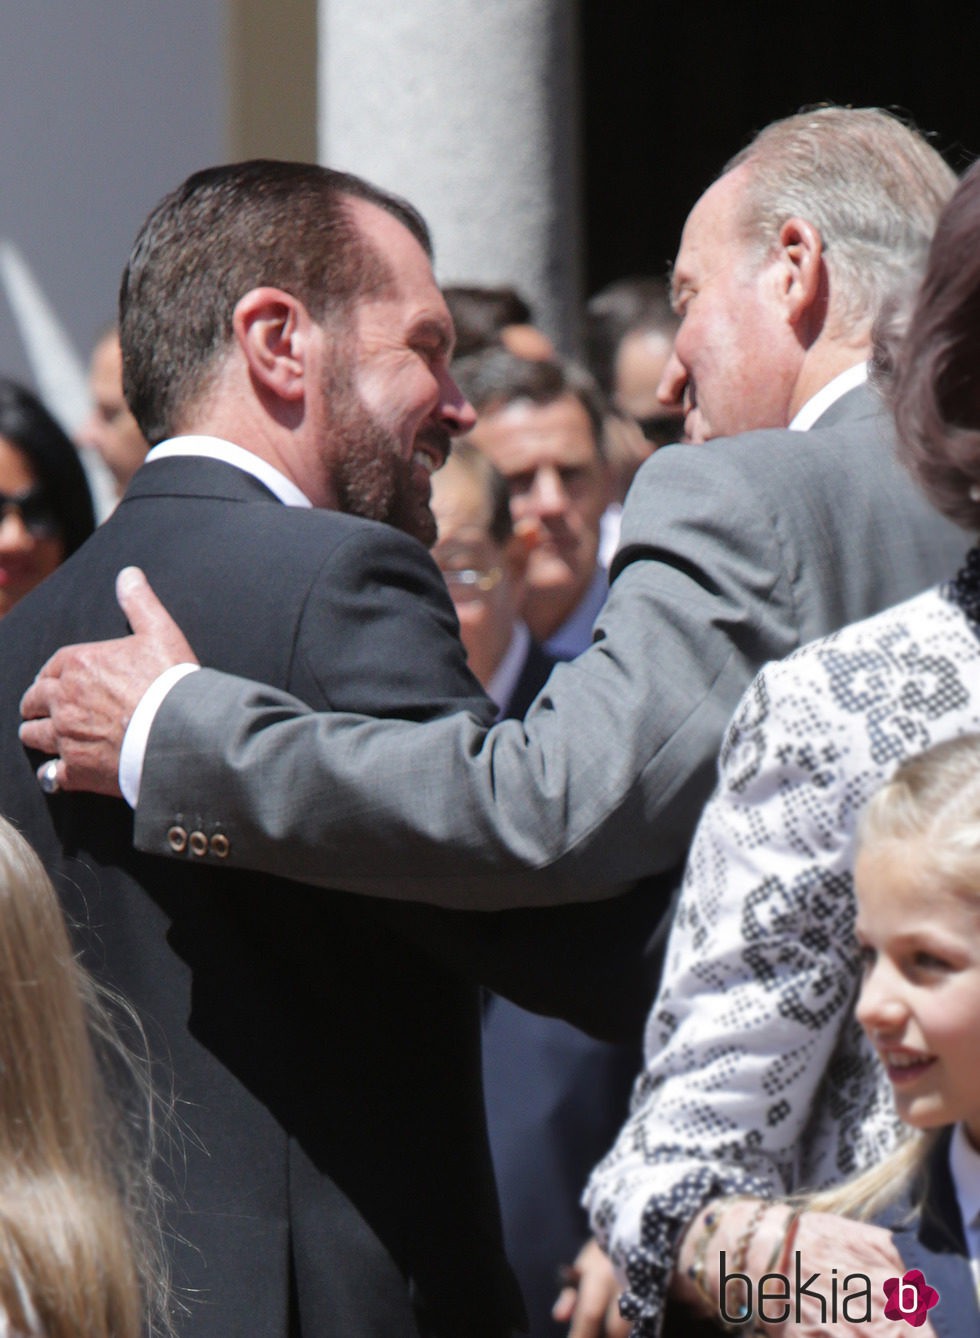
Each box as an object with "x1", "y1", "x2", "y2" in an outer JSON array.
[{"x1": 585, "y1": 584, "x2": 980, "y2": 1335}]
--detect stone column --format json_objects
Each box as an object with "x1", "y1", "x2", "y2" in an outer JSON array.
[{"x1": 319, "y1": 0, "x2": 582, "y2": 351}]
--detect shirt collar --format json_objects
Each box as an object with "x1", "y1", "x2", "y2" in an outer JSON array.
[
  {"x1": 486, "y1": 622, "x2": 532, "y2": 718},
  {"x1": 145, "y1": 436, "x2": 314, "y2": 508},
  {"x1": 542, "y1": 566, "x2": 608, "y2": 661},
  {"x1": 950, "y1": 1122, "x2": 980, "y2": 1232},
  {"x1": 788, "y1": 362, "x2": 869, "y2": 432}
]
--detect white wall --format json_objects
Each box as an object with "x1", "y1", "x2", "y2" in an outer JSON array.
[{"x1": 0, "y1": 0, "x2": 225, "y2": 394}]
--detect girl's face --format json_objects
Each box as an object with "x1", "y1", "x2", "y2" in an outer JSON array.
[{"x1": 855, "y1": 838, "x2": 980, "y2": 1148}]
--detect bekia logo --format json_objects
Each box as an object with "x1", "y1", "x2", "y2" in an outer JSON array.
[
  {"x1": 882, "y1": 1270, "x2": 940, "y2": 1327},
  {"x1": 719, "y1": 1253, "x2": 940, "y2": 1327}
]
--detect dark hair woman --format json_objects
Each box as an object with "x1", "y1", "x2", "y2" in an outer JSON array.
[{"x1": 0, "y1": 379, "x2": 94, "y2": 616}]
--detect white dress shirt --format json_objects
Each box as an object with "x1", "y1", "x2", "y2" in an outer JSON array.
[
  {"x1": 788, "y1": 361, "x2": 869, "y2": 431},
  {"x1": 542, "y1": 565, "x2": 608, "y2": 661},
  {"x1": 949, "y1": 1122, "x2": 980, "y2": 1298}
]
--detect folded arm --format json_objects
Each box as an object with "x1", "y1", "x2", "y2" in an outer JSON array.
[{"x1": 583, "y1": 654, "x2": 903, "y2": 1334}]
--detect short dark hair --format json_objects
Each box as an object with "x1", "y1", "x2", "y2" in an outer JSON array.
[
  {"x1": 893, "y1": 158, "x2": 980, "y2": 531},
  {"x1": 0, "y1": 380, "x2": 95, "y2": 555},
  {"x1": 119, "y1": 160, "x2": 432, "y2": 444},
  {"x1": 453, "y1": 348, "x2": 608, "y2": 455},
  {"x1": 583, "y1": 276, "x2": 677, "y2": 399},
  {"x1": 443, "y1": 286, "x2": 534, "y2": 358}
]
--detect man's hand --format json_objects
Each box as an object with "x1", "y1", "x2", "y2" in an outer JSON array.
[
  {"x1": 553, "y1": 1238, "x2": 631, "y2": 1338},
  {"x1": 19, "y1": 566, "x2": 197, "y2": 796}
]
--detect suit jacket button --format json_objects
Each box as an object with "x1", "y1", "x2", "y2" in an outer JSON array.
[
  {"x1": 209, "y1": 833, "x2": 230, "y2": 859},
  {"x1": 189, "y1": 830, "x2": 209, "y2": 858},
  {"x1": 167, "y1": 825, "x2": 188, "y2": 854}
]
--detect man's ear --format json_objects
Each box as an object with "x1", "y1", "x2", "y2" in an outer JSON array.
[
  {"x1": 232, "y1": 288, "x2": 310, "y2": 403},
  {"x1": 777, "y1": 217, "x2": 825, "y2": 329}
]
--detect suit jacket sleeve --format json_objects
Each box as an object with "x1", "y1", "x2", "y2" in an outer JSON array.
[
  {"x1": 134, "y1": 442, "x2": 806, "y2": 908},
  {"x1": 215, "y1": 520, "x2": 654, "y2": 1036},
  {"x1": 581, "y1": 654, "x2": 866, "y2": 1334}
]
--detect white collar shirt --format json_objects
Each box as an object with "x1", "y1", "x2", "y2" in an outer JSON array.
[
  {"x1": 788, "y1": 362, "x2": 869, "y2": 432},
  {"x1": 949, "y1": 1122, "x2": 980, "y2": 1296}
]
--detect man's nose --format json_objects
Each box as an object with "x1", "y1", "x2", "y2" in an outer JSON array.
[
  {"x1": 437, "y1": 368, "x2": 477, "y2": 436},
  {"x1": 526, "y1": 465, "x2": 567, "y2": 517},
  {"x1": 657, "y1": 349, "x2": 687, "y2": 409}
]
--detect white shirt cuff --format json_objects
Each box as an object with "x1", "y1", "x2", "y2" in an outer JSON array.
[{"x1": 119, "y1": 663, "x2": 200, "y2": 807}]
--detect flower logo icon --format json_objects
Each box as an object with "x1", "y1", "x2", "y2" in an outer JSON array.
[{"x1": 882, "y1": 1269, "x2": 939, "y2": 1326}]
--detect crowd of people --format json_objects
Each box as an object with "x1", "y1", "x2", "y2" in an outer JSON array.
[{"x1": 0, "y1": 103, "x2": 977, "y2": 1337}]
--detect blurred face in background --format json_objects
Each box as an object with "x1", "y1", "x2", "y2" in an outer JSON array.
[
  {"x1": 470, "y1": 393, "x2": 609, "y2": 641},
  {"x1": 78, "y1": 331, "x2": 149, "y2": 496},
  {"x1": 0, "y1": 437, "x2": 65, "y2": 616},
  {"x1": 614, "y1": 328, "x2": 685, "y2": 447},
  {"x1": 430, "y1": 453, "x2": 527, "y2": 689}
]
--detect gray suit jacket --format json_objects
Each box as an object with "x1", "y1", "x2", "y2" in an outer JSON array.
[{"x1": 133, "y1": 386, "x2": 968, "y2": 907}]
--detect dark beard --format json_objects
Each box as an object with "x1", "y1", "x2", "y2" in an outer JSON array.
[{"x1": 324, "y1": 362, "x2": 447, "y2": 547}]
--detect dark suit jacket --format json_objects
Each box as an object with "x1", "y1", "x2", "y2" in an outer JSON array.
[
  {"x1": 882, "y1": 1130, "x2": 979, "y2": 1337},
  {"x1": 0, "y1": 456, "x2": 651, "y2": 1338},
  {"x1": 485, "y1": 635, "x2": 644, "y2": 1338},
  {"x1": 501, "y1": 636, "x2": 555, "y2": 722}
]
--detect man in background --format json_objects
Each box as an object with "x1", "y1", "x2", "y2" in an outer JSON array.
[
  {"x1": 77, "y1": 326, "x2": 149, "y2": 499},
  {"x1": 459, "y1": 350, "x2": 612, "y2": 660}
]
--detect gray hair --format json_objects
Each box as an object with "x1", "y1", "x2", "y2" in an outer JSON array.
[{"x1": 726, "y1": 107, "x2": 956, "y2": 332}]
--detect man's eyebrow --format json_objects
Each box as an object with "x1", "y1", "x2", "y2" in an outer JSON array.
[{"x1": 413, "y1": 316, "x2": 454, "y2": 354}]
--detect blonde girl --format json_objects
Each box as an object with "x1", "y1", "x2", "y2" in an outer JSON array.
[{"x1": 0, "y1": 815, "x2": 170, "y2": 1336}]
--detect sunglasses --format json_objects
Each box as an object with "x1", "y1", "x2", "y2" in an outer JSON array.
[{"x1": 0, "y1": 485, "x2": 63, "y2": 540}]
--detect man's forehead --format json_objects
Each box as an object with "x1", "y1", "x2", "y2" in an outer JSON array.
[
  {"x1": 671, "y1": 168, "x2": 751, "y2": 293},
  {"x1": 475, "y1": 395, "x2": 599, "y2": 458},
  {"x1": 693, "y1": 165, "x2": 752, "y2": 230},
  {"x1": 344, "y1": 195, "x2": 430, "y2": 267}
]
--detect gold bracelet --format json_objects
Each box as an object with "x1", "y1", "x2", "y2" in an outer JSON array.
[
  {"x1": 777, "y1": 1208, "x2": 803, "y2": 1276},
  {"x1": 721, "y1": 1198, "x2": 769, "y2": 1332},
  {"x1": 762, "y1": 1206, "x2": 796, "y2": 1275},
  {"x1": 732, "y1": 1197, "x2": 769, "y2": 1275}
]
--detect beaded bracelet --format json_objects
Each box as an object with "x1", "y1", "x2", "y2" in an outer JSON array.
[
  {"x1": 731, "y1": 1198, "x2": 770, "y2": 1277},
  {"x1": 686, "y1": 1208, "x2": 723, "y2": 1310},
  {"x1": 719, "y1": 1199, "x2": 770, "y2": 1331},
  {"x1": 776, "y1": 1208, "x2": 803, "y2": 1276},
  {"x1": 762, "y1": 1206, "x2": 797, "y2": 1275}
]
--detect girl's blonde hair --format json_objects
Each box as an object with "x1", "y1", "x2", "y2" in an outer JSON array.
[
  {"x1": 811, "y1": 733, "x2": 980, "y2": 1221},
  {"x1": 0, "y1": 815, "x2": 170, "y2": 1336}
]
